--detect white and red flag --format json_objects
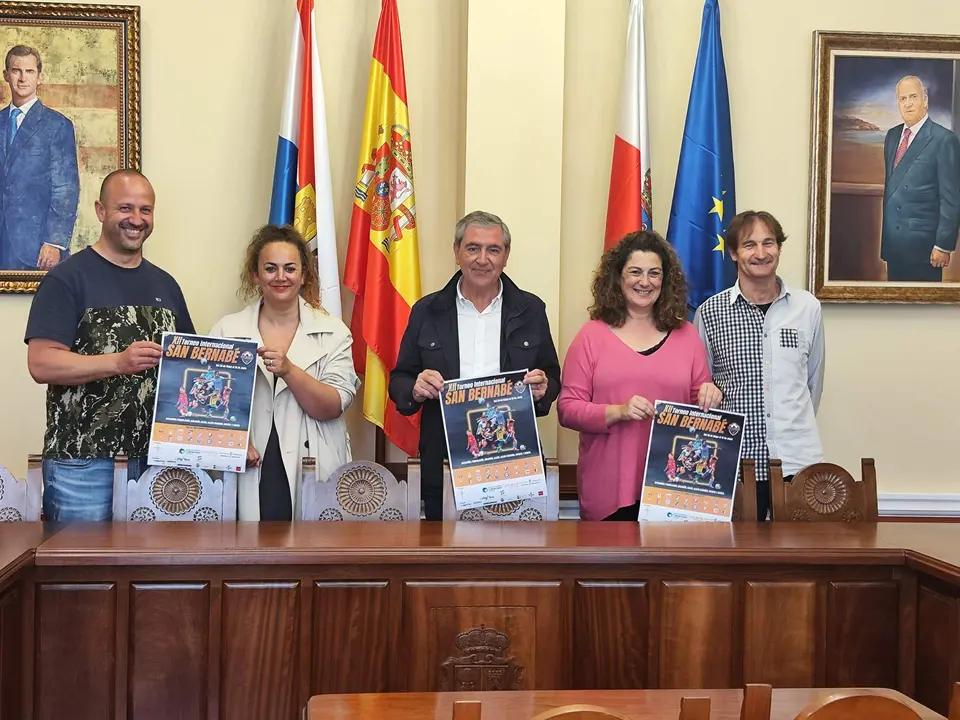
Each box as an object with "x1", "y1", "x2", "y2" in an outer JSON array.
[{"x1": 604, "y1": 0, "x2": 652, "y2": 250}]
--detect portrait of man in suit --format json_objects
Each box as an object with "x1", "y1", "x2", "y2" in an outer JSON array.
[
  {"x1": 881, "y1": 75, "x2": 960, "y2": 282},
  {"x1": 0, "y1": 45, "x2": 80, "y2": 270},
  {"x1": 815, "y1": 50, "x2": 960, "y2": 300},
  {"x1": 0, "y1": 45, "x2": 80, "y2": 272},
  {"x1": 0, "y1": 6, "x2": 140, "y2": 293}
]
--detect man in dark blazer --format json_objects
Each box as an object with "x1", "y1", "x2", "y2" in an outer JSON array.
[
  {"x1": 389, "y1": 210, "x2": 561, "y2": 520},
  {"x1": 881, "y1": 75, "x2": 960, "y2": 282},
  {"x1": 0, "y1": 45, "x2": 80, "y2": 271}
]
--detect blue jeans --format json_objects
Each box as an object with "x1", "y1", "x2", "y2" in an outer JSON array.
[{"x1": 42, "y1": 457, "x2": 147, "y2": 521}]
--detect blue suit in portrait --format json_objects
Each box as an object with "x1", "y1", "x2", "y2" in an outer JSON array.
[
  {"x1": 881, "y1": 117, "x2": 960, "y2": 282},
  {"x1": 0, "y1": 100, "x2": 80, "y2": 271}
]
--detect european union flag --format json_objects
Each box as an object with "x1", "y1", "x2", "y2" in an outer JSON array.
[{"x1": 666, "y1": 0, "x2": 736, "y2": 312}]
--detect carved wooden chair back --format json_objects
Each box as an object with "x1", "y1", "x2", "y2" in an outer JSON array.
[
  {"x1": 301, "y1": 458, "x2": 419, "y2": 522},
  {"x1": 677, "y1": 696, "x2": 711, "y2": 720},
  {"x1": 111, "y1": 456, "x2": 237, "y2": 522},
  {"x1": 0, "y1": 455, "x2": 43, "y2": 522},
  {"x1": 791, "y1": 691, "x2": 921, "y2": 719},
  {"x1": 529, "y1": 705, "x2": 633, "y2": 720},
  {"x1": 739, "y1": 684, "x2": 773, "y2": 720},
  {"x1": 452, "y1": 700, "x2": 482, "y2": 720},
  {"x1": 733, "y1": 459, "x2": 759, "y2": 522},
  {"x1": 770, "y1": 458, "x2": 878, "y2": 523}
]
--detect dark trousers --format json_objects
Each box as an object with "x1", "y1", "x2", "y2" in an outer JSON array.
[
  {"x1": 603, "y1": 501, "x2": 641, "y2": 521},
  {"x1": 886, "y1": 260, "x2": 942, "y2": 282},
  {"x1": 423, "y1": 486, "x2": 443, "y2": 521},
  {"x1": 757, "y1": 481, "x2": 771, "y2": 522},
  {"x1": 757, "y1": 475, "x2": 793, "y2": 521}
]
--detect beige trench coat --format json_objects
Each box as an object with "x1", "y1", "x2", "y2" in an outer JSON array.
[{"x1": 209, "y1": 298, "x2": 360, "y2": 520}]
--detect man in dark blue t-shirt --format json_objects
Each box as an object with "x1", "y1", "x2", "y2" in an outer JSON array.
[{"x1": 24, "y1": 169, "x2": 194, "y2": 521}]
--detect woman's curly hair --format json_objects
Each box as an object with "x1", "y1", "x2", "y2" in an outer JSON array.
[
  {"x1": 588, "y1": 230, "x2": 688, "y2": 331},
  {"x1": 238, "y1": 224, "x2": 321, "y2": 309}
]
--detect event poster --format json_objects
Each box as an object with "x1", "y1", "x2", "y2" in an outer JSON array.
[
  {"x1": 147, "y1": 333, "x2": 258, "y2": 472},
  {"x1": 439, "y1": 369, "x2": 548, "y2": 510},
  {"x1": 639, "y1": 401, "x2": 746, "y2": 523}
]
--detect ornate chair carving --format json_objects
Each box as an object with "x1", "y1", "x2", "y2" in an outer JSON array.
[
  {"x1": 300, "y1": 459, "x2": 420, "y2": 522},
  {"x1": 112, "y1": 456, "x2": 238, "y2": 522},
  {"x1": 0, "y1": 455, "x2": 42, "y2": 522},
  {"x1": 770, "y1": 458, "x2": 878, "y2": 523},
  {"x1": 529, "y1": 706, "x2": 633, "y2": 720},
  {"x1": 407, "y1": 458, "x2": 559, "y2": 521},
  {"x1": 733, "y1": 458, "x2": 759, "y2": 522}
]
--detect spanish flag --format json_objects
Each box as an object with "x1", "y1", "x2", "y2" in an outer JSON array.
[{"x1": 344, "y1": 0, "x2": 421, "y2": 457}]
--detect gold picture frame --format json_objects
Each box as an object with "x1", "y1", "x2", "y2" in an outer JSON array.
[
  {"x1": 809, "y1": 31, "x2": 960, "y2": 303},
  {"x1": 0, "y1": 2, "x2": 140, "y2": 294}
]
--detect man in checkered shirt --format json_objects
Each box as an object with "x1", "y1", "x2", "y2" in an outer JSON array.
[{"x1": 693, "y1": 210, "x2": 825, "y2": 520}]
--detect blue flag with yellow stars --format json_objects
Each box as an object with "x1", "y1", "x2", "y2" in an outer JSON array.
[{"x1": 666, "y1": 0, "x2": 736, "y2": 312}]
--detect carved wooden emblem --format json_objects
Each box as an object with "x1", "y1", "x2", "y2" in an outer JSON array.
[{"x1": 439, "y1": 625, "x2": 524, "y2": 691}]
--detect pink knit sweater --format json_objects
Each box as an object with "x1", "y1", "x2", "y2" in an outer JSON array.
[{"x1": 557, "y1": 320, "x2": 711, "y2": 520}]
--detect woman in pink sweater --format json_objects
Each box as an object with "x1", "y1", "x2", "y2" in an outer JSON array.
[{"x1": 558, "y1": 231, "x2": 723, "y2": 521}]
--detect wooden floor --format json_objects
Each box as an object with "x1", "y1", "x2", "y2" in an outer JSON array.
[{"x1": 3, "y1": 521, "x2": 960, "y2": 719}]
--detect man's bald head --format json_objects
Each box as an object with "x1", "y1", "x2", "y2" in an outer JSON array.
[{"x1": 99, "y1": 169, "x2": 152, "y2": 203}]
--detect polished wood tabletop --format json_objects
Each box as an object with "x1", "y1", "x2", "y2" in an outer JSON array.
[
  {"x1": 17, "y1": 520, "x2": 960, "y2": 573},
  {"x1": 303, "y1": 688, "x2": 945, "y2": 719}
]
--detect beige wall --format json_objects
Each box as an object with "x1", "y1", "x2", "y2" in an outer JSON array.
[{"x1": 2, "y1": 0, "x2": 958, "y2": 497}]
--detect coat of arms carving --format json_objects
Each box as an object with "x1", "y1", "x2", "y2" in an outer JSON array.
[{"x1": 438, "y1": 625, "x2": 524, "y2": 691}]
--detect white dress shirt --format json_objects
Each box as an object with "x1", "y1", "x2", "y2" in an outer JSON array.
[
  {"x1": 898, "y1": 113, "x2": 927, "y2": 151},
  {"x1": 456, "y1": 278, "x2": 502, "y2": 378},
  {"x1": 694, "y1": 278, "x2": 825, "y2": 480},
  {"x1": 10, "y1": 96, "x2": 39, "y2": 129}
]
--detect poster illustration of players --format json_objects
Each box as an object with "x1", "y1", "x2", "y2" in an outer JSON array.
[
  {"x1": 639, "y1": 401, "x2": 746, "y2": 523},
  {"x1": 148, "y1": 333, "x2": 258, "y2": 472},
  {"x1": 439, "y1": 369, "x2": 549, "y2": 510}
]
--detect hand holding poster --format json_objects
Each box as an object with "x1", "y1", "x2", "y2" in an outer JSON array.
[
  {"x1": 639, "y1": 400, "x2": 746, "y2": 522},
  {"x1": 439, "y1": 370, "x2": 548, "y2": 510},
  {"x1": 148, "y1": 333, "x2": 258, "y2": 472}
]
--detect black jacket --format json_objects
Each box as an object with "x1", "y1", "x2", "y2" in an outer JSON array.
[{"x1": 389, "y1": 271, "x2": 561, "y2": 502}]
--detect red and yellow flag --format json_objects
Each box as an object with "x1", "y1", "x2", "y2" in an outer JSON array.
[{"x1": 343, "y1": 0, "x2": 421, "y2": 457}]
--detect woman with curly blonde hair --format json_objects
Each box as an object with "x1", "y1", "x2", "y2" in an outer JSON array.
[
  {"x1": 210, "y1": 225, "x2": 359, "y2": 520},
  {"x1": 557, "y1": 230, "x2": 722, "y2": 521}
]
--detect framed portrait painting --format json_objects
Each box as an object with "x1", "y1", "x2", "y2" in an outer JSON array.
[
  {"x1": 0, "y1": 2, "x2": 140, "y2": 294},
  {"x1": 809, "y1": 31, "x2": 960, "y2": 303}
]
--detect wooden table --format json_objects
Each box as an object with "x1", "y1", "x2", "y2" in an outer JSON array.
[
  {"x1": 4, "y1": 521, "x2": 960, "y2": 720},
  {"x1": 303, "y1": 688, "x2": 945, "y2": 719}
]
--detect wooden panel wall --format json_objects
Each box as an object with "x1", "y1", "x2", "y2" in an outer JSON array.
[
  {"x1": 311, "y1": 581, "x2": 392, "y2": 694},
  {"x1": 573, "y1": 581, "x2": 648, "y2": 690},
  {"x1": 36, "y1": 583, "x2": 117, "y2": 720},
  {"x1": 0, "y1": 585, "x2": 22, "y2": 720},
  {"x1": 221, "y1": 582, "x2": 300, "y2": 720},
  {"x1": 659, "y1": 581, "x2": 735, "y2": 689},
  {"x1": 16, "y1": 564, "x2": 927, "y2": 719},
  {"x1": 129, "y1": 582, "x2": 210, "y2": 720},
  {"x1": 916, "y1": 581, "x2": 960, "y2": 716}
]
